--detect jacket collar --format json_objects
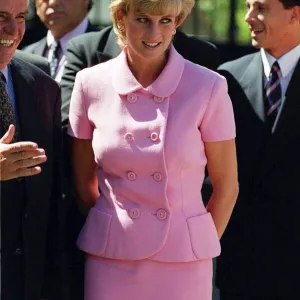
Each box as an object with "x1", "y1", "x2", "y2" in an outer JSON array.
[{"x1": 112, "y1": 44, "x2": 185, "y2": 98}]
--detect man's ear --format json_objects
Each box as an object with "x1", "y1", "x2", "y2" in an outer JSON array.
[{"x1": 290, "y1": 6, "x2": 300, "y2": 23}]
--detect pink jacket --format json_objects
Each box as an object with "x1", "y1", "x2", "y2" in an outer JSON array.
[{"x1": 68, "y1": 45, "x2": 235, "y2": 262}]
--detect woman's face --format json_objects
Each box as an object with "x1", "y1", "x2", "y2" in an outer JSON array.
[{"x1": 118, "y1": 6, "x2": 178, "y2": 66}]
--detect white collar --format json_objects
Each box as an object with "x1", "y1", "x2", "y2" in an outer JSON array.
[
  {"x1": 261, "y1": 44, "x2": 300, "y2": 79},
  {"x1": 46, "y1": 16, "x2": 89, "y2": 54}
]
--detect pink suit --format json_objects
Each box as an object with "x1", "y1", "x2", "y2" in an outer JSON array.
[{"x1": 68, "y1": 45, "x2": 235, "y2": 300}]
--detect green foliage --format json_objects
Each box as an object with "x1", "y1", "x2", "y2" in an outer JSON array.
[{"x1": 196, "y1": 0, "x2": 251, "y2": 44}]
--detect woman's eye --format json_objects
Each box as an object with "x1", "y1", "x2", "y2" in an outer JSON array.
[
  {"x1": 136, "y1": 18, "x2": 148, "y2": 23},
  {"x1": 161, "y1": 18, "x2": 172, "y2": 24}
]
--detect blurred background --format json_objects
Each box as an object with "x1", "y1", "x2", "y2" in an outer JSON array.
[{"x1": 20, "y1": 0, "x2": 256, "y2": 64}]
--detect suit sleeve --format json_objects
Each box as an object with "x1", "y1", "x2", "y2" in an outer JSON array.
[
  {"x1": 61, "y1": 40, "x2": 88, "y2": 129},
  {"x1": 200, "y1": 76, "x2": 236, "y2": 142}
]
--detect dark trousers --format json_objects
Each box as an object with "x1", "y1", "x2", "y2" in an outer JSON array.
[{"x1": 220, "y1": 292, "x2": 293, "y2": 300}]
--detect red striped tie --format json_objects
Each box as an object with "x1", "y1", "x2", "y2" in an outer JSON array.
[{"x1": 265, "y1": 61, "x2": 282, "y2": 128}]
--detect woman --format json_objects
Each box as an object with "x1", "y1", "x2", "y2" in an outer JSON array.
[{"x1": 68, "y1": 0, "x2": 238, "y2": 299}]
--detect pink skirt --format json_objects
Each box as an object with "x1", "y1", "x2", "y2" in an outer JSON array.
[{"x1": 85, "y1": 255, "x2": 213, "y2": 300}]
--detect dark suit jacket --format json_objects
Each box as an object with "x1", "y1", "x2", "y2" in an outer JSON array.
[
  {"x1": 216, "y1": 52, "x2": 300, "y2": 298},
  {"x1": 1, "y1": 58, "x2": 65, "y2": 300},
  {"x1": 22, "y1": 21, "x2": 98, "y2": 56},
  {"x1": 14, "y1": 50, "x2": 50, "y2": 75},
  {"x1": 60, "y1": 25, "x2": 219, "y2": 126}
]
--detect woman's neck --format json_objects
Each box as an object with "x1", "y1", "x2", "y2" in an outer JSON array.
[{"x1": 126, "y1": 49, "x2": 168, "y2": 88}]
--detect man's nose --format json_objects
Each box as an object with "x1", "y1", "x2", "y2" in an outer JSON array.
[
  {"x1": 4, "y1": 19, "x2": 18, "y2": 36},
  {"x1": 245, "y1": 8, "x2": 255, "y2": 23}
]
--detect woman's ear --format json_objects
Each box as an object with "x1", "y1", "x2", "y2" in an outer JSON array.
[{"x1": 116, "y1": 9, "x2": 125, "y2": 26}]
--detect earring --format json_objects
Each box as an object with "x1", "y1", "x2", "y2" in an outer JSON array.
[
  {"x1": 117, "y1": 23, "x2": 125, "y2": 32},
  {"x1": 172, "y1": 28, "x2": 176, "y2": 35}
]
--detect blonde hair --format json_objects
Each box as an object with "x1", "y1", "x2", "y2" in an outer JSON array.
[{"x1": 110, "y1": 0, "x2": 195, "y2": 47}]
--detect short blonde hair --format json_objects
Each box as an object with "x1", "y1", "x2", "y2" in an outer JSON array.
[{"x1": 110, "y1": 0, "x2": 195, "y2": 47}]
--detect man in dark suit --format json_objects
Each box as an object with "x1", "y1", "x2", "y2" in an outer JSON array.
[
  {"x1": 0, "y1": 0, "x2": 65, "y2": 299},
  {"x1": 23, "y1": 0, "x2": 97, "y2": 82},
  {"x1": 14, "y1": 50, "x2": 50, "y2": 75},
  {"x1": 216, "y1": 0, "x2": 300, "y2": 299}
]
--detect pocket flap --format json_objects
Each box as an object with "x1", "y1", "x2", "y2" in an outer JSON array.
[
  {"x1": 187, "y1": 213, "x2": 221, "y2": 259},
  {"x1": 77, "y1": 208, "x2": 112, "y2": 256}
]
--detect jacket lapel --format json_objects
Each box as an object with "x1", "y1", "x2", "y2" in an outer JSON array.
[
  {"x1": 96, "y1": 28, "x2": 121, "y2": 63},
  {"x1": 9, "y1": 58, "x2": 45, "y2": 210},
  {"x1": 239, "y1": 53, "x2": 266, "y2": 123},
  {"x1": 10, "y1": 58, "x2": 42, "y2": 144},
  {"x1": 32, "y1": 38, "x2": 47, "y2": 56},
  {"x1": 272, "y1": 58, "x2": 300, "y2": 136}
]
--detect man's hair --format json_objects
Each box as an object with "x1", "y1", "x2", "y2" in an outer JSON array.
[{"x1": 279, "y1": 0, "x2": 300, "y2": 9}]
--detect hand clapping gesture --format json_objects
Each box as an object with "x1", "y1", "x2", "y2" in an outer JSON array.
[{"x1": 0, "y1": 125, "x2": 47, "y2": 181}]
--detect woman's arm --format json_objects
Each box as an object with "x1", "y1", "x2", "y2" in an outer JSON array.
[
  {"x1": 71, "y1": 137, "x2": 100, "y2": 214},
  {"x1": 204, "y1": 139, "x2": 239, "y2": 239}
]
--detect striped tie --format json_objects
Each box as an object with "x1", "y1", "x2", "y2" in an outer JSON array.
[
  {"x1": 265, "y1": 61, "x2": 282, "y2": 128},
  {"x1": 50, "y1": 40, "x2": 60, "y2": 78},
  {"x1": 0, "y1": 73, "x2": 18, "y2": 142}
]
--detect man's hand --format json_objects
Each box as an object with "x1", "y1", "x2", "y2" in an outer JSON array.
[{"x1": 0, "y1": 125, "x2": 47, "y2": 181}]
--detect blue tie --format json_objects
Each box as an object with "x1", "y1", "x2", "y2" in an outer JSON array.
[{"x1": 265, "y1": 61, "x2": 282, "y2": 128}]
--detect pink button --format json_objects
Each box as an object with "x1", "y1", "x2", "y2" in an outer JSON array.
[
  {"x1": 150, "y1": 132, "x2": 159, "y2": 142},
  {"x1": 124, "y1": 133, "x2": 133, "y2": 142},
  {"x1": 156, "y1": 209, "x2": 167, "y2": 220},
  {"x1": 127, "y1": 94, "x2": 137, "y2": 103},
  {"x1": 127, "y1": 171, "x2": 137, "y2": 181},
  {"x1": 153, "y1": 172, "x2": 162, "y2": 182},
  {"x1": 153, "y1": 96, "x2": 164, "y2": 103},
  {"x1": 129, "y1": 208, "x2": 140, "y2": 219}
]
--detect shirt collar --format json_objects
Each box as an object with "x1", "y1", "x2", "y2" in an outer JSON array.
[
  {"x1": 261, "y1": 44, "x2": 300, "y2": 79},
  {"x1": 112, "y1": 44, "x2": 185, "y2": 98},
  {"x1": 0, "y1": 66, "x2": 9, "y2": 82},
  {"x1": 47, "y1": 16, "x2": 89, "y2": 55}
]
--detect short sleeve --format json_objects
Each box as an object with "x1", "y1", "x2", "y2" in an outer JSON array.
[
  {"x1": 67, "y1": 71, "x2": 93, "y2": 139},
  {"x1": 200, "y1": 76, "x2": 236, "y2": 142}
]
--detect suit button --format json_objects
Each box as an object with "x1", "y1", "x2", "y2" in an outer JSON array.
[
  {"x1": 129, "y1": 208, "x2": 140, "y2": 219},
  {"x1": 150, "y1": 132, "x2": 159, "y2": 142},
  {"x1": 153, "y1": 172, "x2": 162, "y2": 182},
  {"x1": 127, "y1": 94, "x2": 137, "y2": 103},
  {"x1": 156, "y1": 209, "x2": 167, "y2": 220},
  {"x1": 153, "y1": 96, "x2": 164, "y2": 103},
  {"x1": 15, "y1": 248, "x2": 22, "y2": 255},
  {"x1": 124, "y1": 133, "x2": 133, "y2": 142},
  {"x1": 127, "y1": 171, "x2": 137, "y2": 181}
]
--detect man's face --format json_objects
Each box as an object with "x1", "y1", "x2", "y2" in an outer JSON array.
[
  {"x1": 0, "y1": 0, "x2": 27, "y2": 69},
  {"x1": 35, "y1": 0, "x2": 89, "y2": 39},
  {"x1": 245, "y1": 0, "x2": 296, "y2": 57}
]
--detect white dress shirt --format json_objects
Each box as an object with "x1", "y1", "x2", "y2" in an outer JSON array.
[{"x1": 261, "y1": 44, "x2": 300, "y2": 121}]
